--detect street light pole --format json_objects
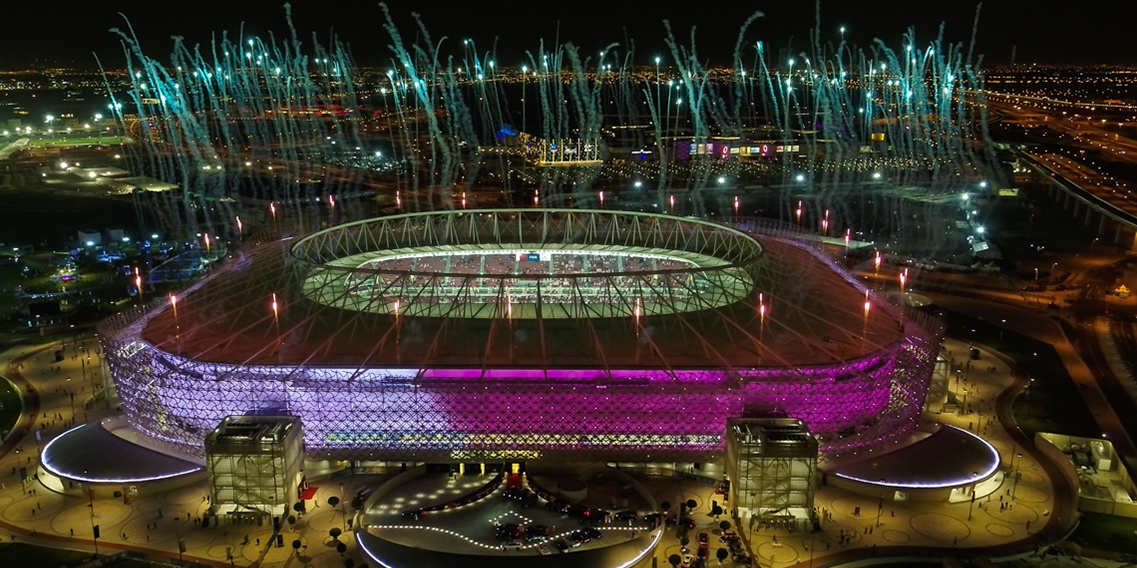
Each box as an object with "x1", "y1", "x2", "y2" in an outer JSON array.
[
  {"x1": 876, "y1": 481, "x2": 885, "y2": 527},
  {"x1": 966, "y1": 470, "x2": 978, "y2": 521},
  {"x1": 87, "y1": 487, "x2": 99, "y2": 555}
]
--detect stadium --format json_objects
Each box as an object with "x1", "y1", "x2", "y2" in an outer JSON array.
[{"x1": 98, "y1": 209, "x2": 942, "y2": 464}]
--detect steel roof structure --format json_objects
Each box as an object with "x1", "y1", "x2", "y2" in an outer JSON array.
[{"x1": 100, "y1": 209, "x2": 943, "y2": 463}]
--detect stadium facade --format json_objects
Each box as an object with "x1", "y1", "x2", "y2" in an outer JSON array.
[{"x1": 99, "y1": 209, "x2": 942, "y2": 464}]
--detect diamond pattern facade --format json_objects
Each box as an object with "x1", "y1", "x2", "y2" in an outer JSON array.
[{"x1": 99, "y1": 210, "x2": 942, "y2": 463}]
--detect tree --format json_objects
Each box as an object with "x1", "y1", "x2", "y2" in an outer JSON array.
[
  {"x1": 710, "y1": 505, "x2": 723, "y2": 518},
  {"x1": 330, "y1": 527, "x2": 342, "y2": 541},
  {"x1": 351, "y1": 495, "x2": 365, "y2": 511},
  {"x1": 680, "y1": 535, "x2": 690, "y2": 552},
  {"x1": 329, "y1": 494, "x2": 347, "y2": 531},
  {"x1": 716, "y1": 548, "x2": 729, "y2": 563},
  {"x1": 719, "y1": 520, "x2": 731, "y2": 532},
  {"x1": 336, "y1": 541, "x2": 347, "y2": 555},
  {"x1": 287, "y1": 514, "x2": 297, "y2": 527},
  {"x1": 668, "y1": 554, "x2": 682, "y2": 567},
  {"x1": 343, "y1": 559, "x2": 355, "y2": 568},
  {"x1": 686, "y1": 499, "x2": 697, "y2": 510},
  {"x1": 291, "y1": 539, "x2": 302, "y2": 555}
]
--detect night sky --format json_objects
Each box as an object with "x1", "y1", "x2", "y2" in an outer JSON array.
[{"x1": 6, "y1": 1, "x2": 1132, "y2": 69}]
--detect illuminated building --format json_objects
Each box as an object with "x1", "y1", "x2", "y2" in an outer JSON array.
[{"x1": 99, "y1": 209, "x2": 941, "y2": 464}]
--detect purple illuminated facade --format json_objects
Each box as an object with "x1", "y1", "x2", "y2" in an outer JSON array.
[{"x1": 99, "y1": 210, "x2": 942, "y2": 463}]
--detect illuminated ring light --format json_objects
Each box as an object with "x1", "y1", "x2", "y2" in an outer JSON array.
[
  {"x1": 40, "y1": 424, "x2": 205, "y2": 484},
  {"x1": 831, "y1": 425, "x2": 1002, "y2": 489},
  {"x1": 290, "y1": 209, "x2": 764, "y2": 319}
]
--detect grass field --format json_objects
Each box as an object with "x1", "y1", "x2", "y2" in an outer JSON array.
[
  {"x1": 30, "y1": 136, "x2": 124, "y2": 147},
  {"x1": 932, "y1": 309, "x2": 1101, "y2": 438},
  {"x1": 1069, "y1": 512, "x2": 1137, "y2": 556},
  {"x1": 0, "y1": 374, "x2": 22, "y2": 439}
]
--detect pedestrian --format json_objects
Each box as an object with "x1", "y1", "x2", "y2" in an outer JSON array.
[{"x1": 256, "y1": 538, "x2": 260, "y2": 546}]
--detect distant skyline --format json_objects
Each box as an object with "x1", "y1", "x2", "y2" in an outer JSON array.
[{"x1": 4, "y1": 1, "x2": 1132, "y2": 69}]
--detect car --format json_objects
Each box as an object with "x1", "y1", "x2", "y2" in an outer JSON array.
[
  {"x1": 681, "y1": 554, "x2": 696, "y2": 568},
  {"x1": 525, "y1": 524, "x2": 549, "y2": 541},
  {"x1": 720, "y1": 531, "x2": 738, "y2": 542},
  {"x1": 562, "y1": 503, "x2": 585, "y2": 516},
  {"x1": 551, "y1": 539, "x2": 569, "y2": 553},
  {"x1": 614, "y1": 510, "x2": 638, "y2": 522},
  {"x1": 579, "y1": 527, "x2": 602, "y2": 540},
  {"x1": 495, "y1": 523, "x2": 523, "y2": 539},
  {"x1": 732, "y1": 554, "x2": 752, "y2": 566},
  {"x1": 568, "y1": 530, "x2": 590, "y2": 545},
  {"x1": 697, "y1": 532, "x2": 709, "y2": 546},
  {"x1": 538, "y1": 543, "x2": 556, "y2": 556},
  {"x1": 400, "y1": 510, "x2": 424, "y2": 520},
  {"x1": 697, "y1": 544, "x2": 709, "y2": 559}
]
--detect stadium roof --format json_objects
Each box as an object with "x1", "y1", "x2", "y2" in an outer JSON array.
[{"x1": 140, "y1": 210, "x2": 906, "y2": 374}]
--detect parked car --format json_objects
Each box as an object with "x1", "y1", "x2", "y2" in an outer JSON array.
[
  {"x1": 614, "y1": 510, "x2": 638, "y2": 522},
  {"x1": 525, "y1": 524, "x2": 549, "y2": 541},
  {"x1": 568, "y1": 530, "x2": 590, "y2": 545},
  {"x1": 580, "y1": 527, "x2": 602, "y2": 540},
  {"x1": 495, "y1": 523, "x2": 523, "y2": 540}
]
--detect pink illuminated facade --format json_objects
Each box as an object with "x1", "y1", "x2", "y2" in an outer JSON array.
[{"x1": 99, "y1": 210, "x2": 942, "y2": 463}]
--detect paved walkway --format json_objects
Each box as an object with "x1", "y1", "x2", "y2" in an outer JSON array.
[
  {"x1": 637, "y1": 337, "x2": 1079, "y2": 568},
  {"x1": 0, "y1": 331, "x2": 1084, "y2": 568},
  {"x1": 0, "y1": 336, "x2": 378, "y2": 567}
]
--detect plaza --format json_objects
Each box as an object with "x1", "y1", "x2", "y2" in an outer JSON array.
[{"x1": 0, "y1": 331, "x2": 1087, "y2": 567}]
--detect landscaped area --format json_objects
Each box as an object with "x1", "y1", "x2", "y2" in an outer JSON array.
[
  {"x1": 1069, "y1": 512, "x2": 1137, "y2": 555},
  {"x1": 0, "y1": 375, "x2": 21, "y2": 439},
  {"x1": 933, "y1": 309, "x2": 1101, "y2": 438}
]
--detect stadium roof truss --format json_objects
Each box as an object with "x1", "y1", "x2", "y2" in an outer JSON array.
[{"x1": 99, "y1": 210, "x2": 943, "y2": 462}]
